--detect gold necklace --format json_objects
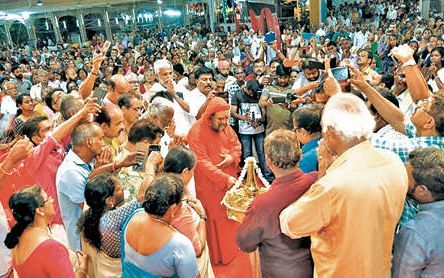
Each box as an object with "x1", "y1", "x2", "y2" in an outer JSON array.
[
  {"x1": 149, "y1": 215, "x2": 176, "y2": 231},
  {"x1": 28, "y1": 225, "x2": 51, "y2": 236}
]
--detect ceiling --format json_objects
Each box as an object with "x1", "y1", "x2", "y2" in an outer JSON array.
[{"x1": 0, "y1": 0, "x2": 187, "y2": 15}]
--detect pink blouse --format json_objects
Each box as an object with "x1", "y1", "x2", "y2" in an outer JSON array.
[{"x1": 13, "y1": 239, "x2": 75, "y2": 278}]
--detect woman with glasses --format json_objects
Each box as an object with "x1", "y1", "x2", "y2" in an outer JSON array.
[{"x1": 5, "y1": 185, "x2": 88, "y2": 277}]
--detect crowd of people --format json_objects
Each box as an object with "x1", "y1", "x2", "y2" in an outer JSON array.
[{"x1": 0, "y1": 0, "x2": 443, "y2": 277}]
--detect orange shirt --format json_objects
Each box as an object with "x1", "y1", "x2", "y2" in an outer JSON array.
[{"x1": 280, "y1": 141, "x2": 408, "y2": 277}]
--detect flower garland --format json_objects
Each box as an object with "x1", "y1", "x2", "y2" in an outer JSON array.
[{"x1": 228, "y1": 156, "x2": 270, "y2": 195}]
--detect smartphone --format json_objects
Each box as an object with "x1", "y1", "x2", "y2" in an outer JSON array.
[
  {"x1": 331, "y1": 67, "x2": 350, "y2": 81},
  {"x1": 132, "y1": 144, "x2": 161, "y2": 172},
  {"x1": 271, "y1": 96, "x2": 287, "y2": 103},
  {"x1": 92, "y1": 88, "x2": 107, "y2": 106}
]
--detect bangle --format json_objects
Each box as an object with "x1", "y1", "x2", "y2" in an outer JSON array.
[
  {"x1": 199, "y1": 214, "x2": 207, "y2": 221},
  {"x1": 0, "y1": 163, "x2": 15, "y2": 176},
  {"x1": 91, "y1": 71, "x2": 99, "y2": 76}
]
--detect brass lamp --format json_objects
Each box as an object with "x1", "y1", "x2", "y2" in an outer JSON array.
[{"x1": 222, "y1": 157, "x2": 270, "y2": 222}]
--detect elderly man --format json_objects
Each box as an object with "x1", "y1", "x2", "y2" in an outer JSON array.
[
  {"x1": 187, "y1": 97, "x2": 251, "y2": 275},
  {"x1": 56, "y1": 123, "x2": 104, "y2": 250},
  {"x1": 280, "y1": 94, "x2": 408, "y2": 277},
  {"x1": 237, "y1": 129, "x2": 316, "y2": 278},
  {"x1": 147, "y1": 59, "x2": 191, "y2": 136}
]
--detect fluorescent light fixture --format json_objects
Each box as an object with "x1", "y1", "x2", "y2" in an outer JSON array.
[
  {"x1": 115, "y1": 18, "x2": 118, "y2": 24},
  {"x1": 157, "y1": 0, "x2": 162, "y2": 4},
  {"x1": 163, "y1": 10, "x2": 181, "y2": 17},
  {"x1": 36, "y1": 0, "x2": 43, "y2": 6},
  {"x1": 97, "y1": 19, "x2": 101, "y2": 26},
  {"x1": 45, "y1": 21, "x2": 49, "y2": 30},
  {"x1": 76, "y1": 19, "x2": 79, "y2": 27},
  {"x1": 62, "y1": 20, "x2": 67, "y2": 29}
]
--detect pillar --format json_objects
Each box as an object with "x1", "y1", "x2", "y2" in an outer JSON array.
[
  {"x1": 50, "y1": 13, "x2": 63, "y2": 43},
  {"x1": 25, "y1": 19, "x2": 37, "y2": 47},
  {"x1": 103, "y1": 9, "x2": 113, "y2": 42},
  {"x1": 77, "y1": 10, "x2": 87, "y2": 44},
  {"x1": 183, "y1": 4, "x2": 189, "y2": 27},
  {"x1": 421, "y1": 0, "x2": 431, "y2": 18},
  {"x1": 207, "y1": 0, "x2": 216, "y2": 32},
  {"x1": 4, "y1": 24, "x2": 13, "y2": 48},
  {"x1": 309, "y1": 0, "x2": 327, "y2": 28},
  {"x1": 158, "y1": 6, "x2": 163, "y2": 32}
]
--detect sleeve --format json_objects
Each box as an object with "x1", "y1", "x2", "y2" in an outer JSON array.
[
  {"x1": 260, "y1": 87, "x2": 270, "y2": 99},
  {"x1": 227, "y1": 127, "x2": 242, "y2": 167},
  {"x1": 236, "y1": 202, "x2": 267, "y2": 253},
  {"x1": 101, "y1": 200, "x2": 142, "y2": 231},
  {"x1": 391, "y1": 226, "x2": 429, "y2": 278},
  {"x1": 57, "y1": 168, "x2": 87, "y2": 204},
  {"x1": 175, "y1": 236, "x2": 199, "y2": 278},
  {"x1": 279, "y1": 182, "x2": 332, "y2": 239},
  {"x1": 171, "y1": 206, "x2": 202, "y2": 255},
  {"x1": 231, "y1": 91, "x2": 239, "y2": 107},
  {"x1": 12, "y1": 118, "x2": 23, "y2": 137},
  {"x1": 188, "y1": 131, "x2": 232, "y2": 192},
  {"x1": 42, "y1": 240, "x2": 76, "y2": 278},
  {"x1": 25, "y1": 134, "x2": 58, "y2": 175},
  {"x1": 404, "y1": 122, "x2": 418, "y2": 138}
]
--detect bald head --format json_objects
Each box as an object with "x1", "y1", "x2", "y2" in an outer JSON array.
[
  {"x1": 97, "y1": 103, "x2": 125, "y2": 138},
  {"x1": 108, "y1": 74, "x2": 132, "y2": 104}
]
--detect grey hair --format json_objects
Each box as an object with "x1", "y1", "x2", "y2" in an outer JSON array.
[
  {"x1": 71, "y1": 123, "x2": 100, "y2": 147},
  {"x1": 3, "y1": 81, "x2": 16, "y2": 90},
  {"x1": 321, "y1": 94, "x2": 375, "y2": 141},
  {"x1": 153, "y1": 59, "x2": 173, "y2": 75},
  {"x1": 147, "y1": 97, "x2": 174, "y2": 118}
]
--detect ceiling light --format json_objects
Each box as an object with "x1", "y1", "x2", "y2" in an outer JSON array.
[{"x1": 36, "y1": 0, "x2": 43, "y2": 6}]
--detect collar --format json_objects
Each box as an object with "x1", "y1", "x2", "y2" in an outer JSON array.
[
  {"x1": 302, "y1": 137, "x2": 321, "y2": 153},
  {"x1": 327, "y1": 140, "x2": 372, "y2": 173},
  {"x1": 418, "y1": 200, "x2": 444, "y2": 212},
  {"x1": 272, "y1": 169, "x2": 304, "y2": 188},
  {"x1": 67, "y1": 149, "x2": 92, "y2": 170}
]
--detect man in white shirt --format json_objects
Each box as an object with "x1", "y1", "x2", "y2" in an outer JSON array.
[
  {"x1": 30, "y1": 69, "x2": 49, "y2": 101},
  {"x1": 186, "y1": 66, "x2": 215, "y2": 121},
  {"x1": 146, "y1": 59, "x2": 192, "y2": 136},
  {"x1": 353, "y1": 24, "x2": 369, "y2": 50}
]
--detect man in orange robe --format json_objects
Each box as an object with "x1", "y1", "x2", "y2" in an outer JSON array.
[{"x1": 188, "y1": 97, "x2": 251, "y2": 276}]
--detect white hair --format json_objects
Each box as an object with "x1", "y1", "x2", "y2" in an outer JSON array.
[
  {"x1": 147, "y1": 97, "x2": 174, "y2": 118},
  {"x1": 153, "y1": 59, "x2": 173, "y2": 75},
  {"x1": 321, "y1": 94, "x2": 375, "y2": 140}
]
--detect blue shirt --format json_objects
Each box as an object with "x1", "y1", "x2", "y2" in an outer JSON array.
[
  {"x1": 371, "y1": 122, "x2": 444, "y2": 228},
  {"x1": 299, "y1": 137, "x2": 321, "y2": 173},
  {"x1": 56, "y1": 150, "x2": 93, "y2": 250},
  {"x1": 392, "y1": 200, "x2": 444, "y2": 278}
]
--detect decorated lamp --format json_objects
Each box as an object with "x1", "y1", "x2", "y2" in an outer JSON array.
[{"x1": 222, "y1": 157, "x2": 270, "y2": 222}]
